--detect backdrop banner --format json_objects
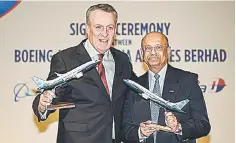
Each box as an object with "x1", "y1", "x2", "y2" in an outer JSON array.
[{"x1": 0, "y1": 1, "x2": 234, "y2": 143}]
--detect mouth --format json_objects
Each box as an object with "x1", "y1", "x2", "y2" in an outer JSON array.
[
  {"x1": 149, "y1": 57, "x2": 158, "y2": 60},
  {"x1": 99, "y1": 39, "x2": 108, "y2": 43}
]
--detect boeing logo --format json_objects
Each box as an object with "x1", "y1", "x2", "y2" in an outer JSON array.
[{"x1": 13, "y1": 83, "x2": 36, "y2": 102}]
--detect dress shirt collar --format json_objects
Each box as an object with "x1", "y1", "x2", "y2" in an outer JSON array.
[{"x1": 84, "y1": 39, "x2": 112, "y2": 61}]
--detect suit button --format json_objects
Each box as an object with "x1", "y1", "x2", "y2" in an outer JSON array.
[{"x1": 112, "y1": 104, "x2": 115, "y2": 107}]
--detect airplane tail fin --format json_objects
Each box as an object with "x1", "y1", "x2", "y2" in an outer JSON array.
[
  {"x1": 32, "y1": 76, "x2": 46, "y2": 88},
  {"x1": 174, "y1": 99, "x2": 190, "y2": 110}
]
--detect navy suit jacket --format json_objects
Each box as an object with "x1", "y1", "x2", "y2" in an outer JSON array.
[
  {"x1": 32, "y1": 39, "x2": 136, "y2": 143},
  {"x1": 122, "y1": 65, "x2": 211, "y2": 143}
]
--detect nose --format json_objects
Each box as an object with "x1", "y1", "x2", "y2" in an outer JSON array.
[
  {"x1": 100, "y1": 28, "x2": 108, "y2": 37},
  {"x1": 151, "y1": 48, "x2": 157, "y2": 54}
]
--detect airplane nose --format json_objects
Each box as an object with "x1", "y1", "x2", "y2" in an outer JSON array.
[{"x1": 123, "y1": 79, "x2": 129, "y2": 85}]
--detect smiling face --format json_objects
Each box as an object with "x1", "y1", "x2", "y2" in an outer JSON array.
[
  {"x1": 86, "y1": 9, "x2": 116, "y2": 53},
  {"x1": 141, "y1": 32, "x2": 170, "y2": 73}
]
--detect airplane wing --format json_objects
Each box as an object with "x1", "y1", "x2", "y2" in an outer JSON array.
[
  {"x1": 171, "y1": 99, "x2": 190, "y2": 110},
  {"x1": 140, "y1": 93, "x2": 150, "y2": 99},
  {"x1": 75, "y1": 72, "x2": 83, "y2": 78},
  {"x1": 55, "y1": 72, "x2": 63, "y2": 77}
]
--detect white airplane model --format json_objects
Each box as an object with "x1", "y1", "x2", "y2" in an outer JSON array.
[
  {"x1": 32, "y1": 59, "x2": 100, "y2": 92},
  {"x1": 123, "y1": 79, "x2": 189, "y2": 114}
]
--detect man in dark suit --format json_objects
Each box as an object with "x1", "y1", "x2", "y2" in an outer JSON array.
[
  {"x1": 32, "y1": 4, "x2": 136, "y2": 143},
  {"x1": 122, "y1": 32, "x2": 211, "y2": 143}
]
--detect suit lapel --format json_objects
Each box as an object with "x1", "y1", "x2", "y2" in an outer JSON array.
[
  {"x1": 135, "y1": 72, "x2": 151, "y2": 121},
  {"x1": 76, "y1": 40, "x2": 110, "y2": 101},
  {"x1": 110, "y1": 48, "x2": 123, "y2": 102},
  {"x1": 162, "y1": 65, "x2": 180, "y2": 103},
  {"x1": 157, "y1": 65, "x2": 180, "y2": 126}
]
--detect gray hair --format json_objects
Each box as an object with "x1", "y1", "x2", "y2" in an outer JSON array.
[{"x1": 86, "y1": 4, "x2": 118, "y2": 25}]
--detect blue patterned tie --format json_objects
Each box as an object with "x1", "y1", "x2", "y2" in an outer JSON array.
[{"x1": 150, "y1": 74, "x2": 161, "y2": 143}]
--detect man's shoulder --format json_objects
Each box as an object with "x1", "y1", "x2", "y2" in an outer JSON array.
[
  {"x1": 173, "y1": 65, "x2": 197, "y2": 76},
  {"x1": 136, "y1": 72, "x2": 148, "y2": 84},
  {"x1": 110, "y1": 47, "x2": 129, "y2": 60},
  {"x1": 170, "y1": 65, "x2": 199, "y2": 83},
  {"x1": 55, "y1": 45, "x2": 78, "y2": 57},
  {"x1": 172, "y1": 66, "x2": 197, "y2": 75},
  {"x1": 54, "y1": 39, "x2": 85, "y2": 58}
]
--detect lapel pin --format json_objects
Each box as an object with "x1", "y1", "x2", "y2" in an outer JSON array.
[{"x1": 169, "y1": 90, "x2": 174, "y2": 93}]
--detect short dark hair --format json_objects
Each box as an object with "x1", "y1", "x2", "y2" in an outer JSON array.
[{"x1": 86, "y1": 4, "x2": 118, "y2": 25}]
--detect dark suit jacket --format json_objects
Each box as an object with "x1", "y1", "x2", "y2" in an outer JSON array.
[
  {"x1": 32, "y1": 39, "x2": 136, "y2": 143},
  {"x1": 122, "y1": 65, "x2": 211, "y2": 143}
]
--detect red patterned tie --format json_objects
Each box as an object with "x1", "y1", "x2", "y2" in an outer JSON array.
[{"x1": 98, "y1": 54, "x2": 110, "y2": 95}]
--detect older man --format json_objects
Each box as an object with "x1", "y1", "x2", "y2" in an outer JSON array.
[
  {"x1": 32, "y1": 4, "x2": 136, "y2": 143},
  {"x1": 122, "y1": 32, "x2": 211, "y2": 143}
]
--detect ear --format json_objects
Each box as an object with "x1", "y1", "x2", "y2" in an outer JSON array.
[
  {"x1": 114, "y1": 23, "x2": 117, "y2": 34},
  {"x1": 167, "y1": 46, "x2": 170, "y2": 55},
  {"x1": 86, "y1": 24, "x2": 90, "y2": 34},
  {"x1": 167, "y1": 47, "x2": 171, "y2": 63},
  {"x1": 113, "y1": 25, "x2": 117, "y2": 39},
  {"x1": 85, "y1": 24, "x2": 91, "y2": 38},
  {"x1": 140, "y1": 48, "x2": 144, "y2": 62}
]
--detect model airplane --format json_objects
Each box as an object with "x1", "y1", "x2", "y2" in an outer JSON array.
[
  {"x1": 123, "y1": 79, "x2": 189, "y2": 114},
  {"x1": 32, "y1": 59, "x2": 100, "y2": 92}
]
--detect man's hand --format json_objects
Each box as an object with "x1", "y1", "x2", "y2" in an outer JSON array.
[
  {"x1": 165, "y1": 112, "x2": 180, "y2": 133},
  {"x1": 38, "y1": 90, "x2": 56, "y2": 113},
  {"x1": 140, "y1": 120, "x2": 157, "y2": 137}
]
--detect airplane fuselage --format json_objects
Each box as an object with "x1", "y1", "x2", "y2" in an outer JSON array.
[
  {"x1": 37, "y1": 60, "x2": 99, "y2": 91},
  {"x1": 124, "y1": 79, "x2": 188, "y2": 114}
]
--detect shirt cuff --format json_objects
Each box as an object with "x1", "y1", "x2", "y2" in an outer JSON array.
[
  {"x1": 138, "y1": 126, "x2": 148, "y2": 142},
  {"x1": 175, "y1": 123, "x2": 183, "y2": 135}
]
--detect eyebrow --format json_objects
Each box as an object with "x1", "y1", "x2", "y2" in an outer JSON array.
[
  {"x1": 107, "y1": 24, "x2": 115, "y2": 27},
  {"x1": 94, "y1": 24, "x2": 114, "y2": 27},
  {"x1": 145, "y1": 44, "x2": 159, "y2": 47},
  {"x1": 145, "y1": 44, "x2": 167, "y2": 46}
]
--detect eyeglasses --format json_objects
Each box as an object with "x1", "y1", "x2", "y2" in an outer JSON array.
[{"x1": 143, "y1": 44, "x2": 169, "y2": 52}]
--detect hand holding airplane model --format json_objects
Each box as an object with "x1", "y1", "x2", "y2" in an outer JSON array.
[
  {"x1": 123, "y1": 79, "x2": 189, "y2": 134},
  {"x1": 33, "y1": 59, "x2": 100, "y2": 111}
]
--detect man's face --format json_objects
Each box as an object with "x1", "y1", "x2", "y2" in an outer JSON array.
[
  {"x1": 141, "y1": 33, "x2": 169, "y2": 69},
  {"x1": 86, "y1": 10, "x2": 116, "y2": 53}
]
